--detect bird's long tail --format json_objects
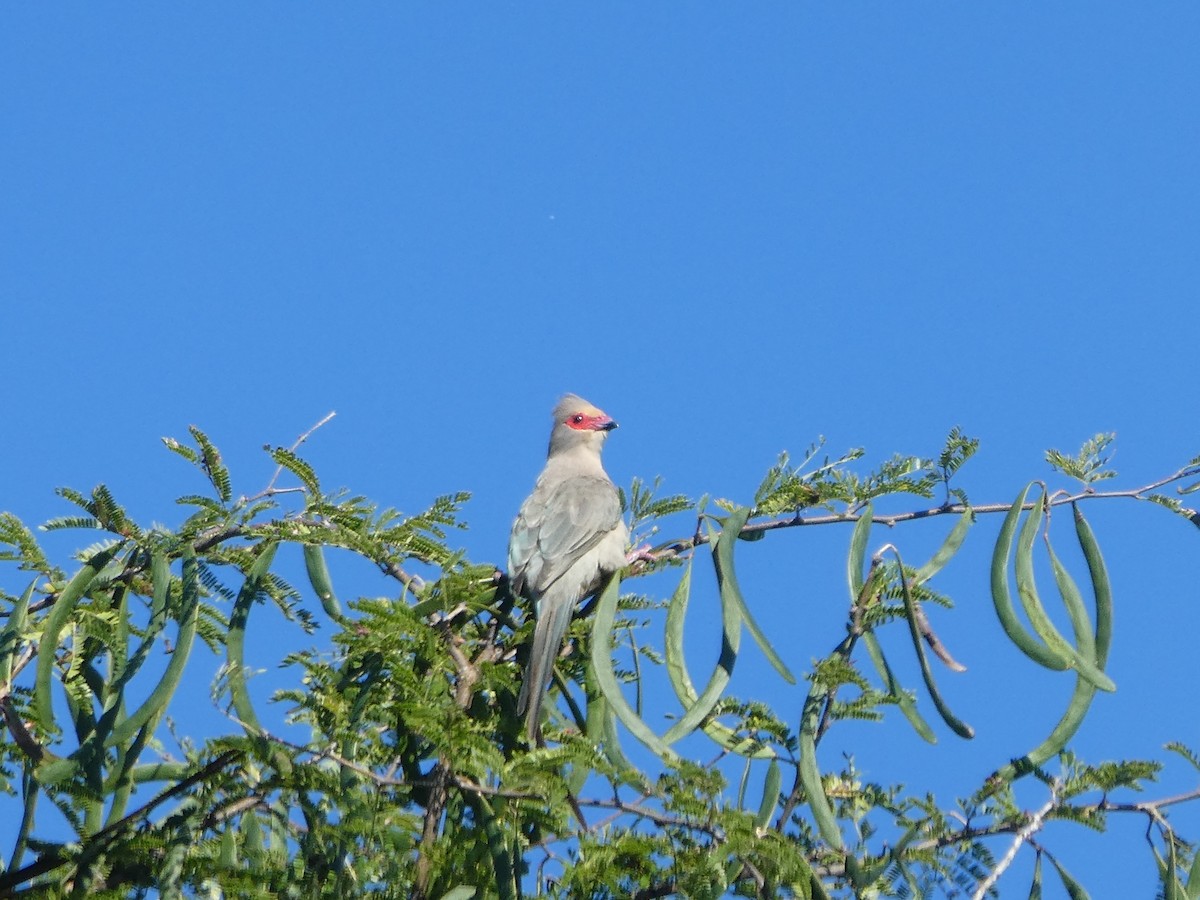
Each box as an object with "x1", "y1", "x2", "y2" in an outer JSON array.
[{"x1": 517, "y1": 592, "x2": 575, "y2": 743}]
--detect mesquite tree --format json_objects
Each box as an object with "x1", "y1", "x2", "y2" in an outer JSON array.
[{"x1": 1, "y1": 423, "x2": 1198, "y2": 898}]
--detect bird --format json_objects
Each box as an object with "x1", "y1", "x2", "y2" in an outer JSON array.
[{"x1": 509, "y1": 394, "x2": 630, "y2": 742}]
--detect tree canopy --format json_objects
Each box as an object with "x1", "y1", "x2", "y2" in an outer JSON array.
[{"x1": 1, "y1": 423, "x2": 1198, "y2": 898}]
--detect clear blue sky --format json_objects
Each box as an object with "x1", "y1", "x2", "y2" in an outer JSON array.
[{"x1": 2, "y1": 5, "x2": 1198, "y2": 896}]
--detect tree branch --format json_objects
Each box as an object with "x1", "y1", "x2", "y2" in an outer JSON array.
[
  {"x1": 639, "y1": 465, "x2": 1200, "y2": 567},
  {"x1": 0, "y1": 749, "x2": 242, "y2": 895},
  {"x1": 246, "y1": 411, "x2": 337, "y2": 502},
  {"x1": 972, "y1": 782, "x2": 1059, "y2": 900}
]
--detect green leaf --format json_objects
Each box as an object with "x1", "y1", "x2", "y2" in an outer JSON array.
[
  {"x1": 1045, "y1": 538, "x2": 1094, "y2": 662},
  {"x1": 302, "y1": 543, "x2": 345, "y2": 622},
  {"x1": 583, "y1": 658, "x2": 638, "y2": 779},
  {"x1": 1046, "y1": 433, "x2": 1118, "y2": 485},
  {"x1": 846, "y1": 506, "x2": 872, "y2": 601},
  {"x1": 269, "y1": 446, "x2": 321, "y2": 497},
  {"x1": 1039, "y1": 517, "x2": 1114, "y2": 691},
  {"x1": 473, "y1": 795, "x2": 516, "y2": 900},
  {"x1": 914, "y1": 507, "x2": 973, "y2": 585},
  {"x1": 662, "y1": 553, "x2": 751, "y2": 748},
  {"x1": 40, "y1": 516, "x2": 101, "y2": 533},
  {"x1": 862, "y1": 632, "x2": 936, "y2": 744},
  {"x1": 754, "y1": 758, "x2": 782, "y2": 828},
  {"x1": 34, "y1": 544, "x2": 122, "y2": 732},
  {"x1": 994, "y1": 508, "x2": 1113, "y2": 781},
  {"x1": 105, "y1": 548, "x2": 200, "y2": 748},
  {"x1": 936, "y1": 426, "x2": 979, "y2": 483},
  {"x1": 591, "y1": 573, "x2": 677, "y2": 761},
  {"x1": 1012, "y1": 485, "x2": 1105, "y2": 684},
  {"x1": 0, "y1": 578, "x2": 36, "y2": 686},
  {"x1": 161, "y1": 435, "x2": 199, "y2": 465},
  {"x1": 1029, "y1": 852, "x2": 1043, "y2": 900},
  {"x1": 712, "y1": 507, "x2": 796, "y2": 685},
  {"x1": 753, "y1": 452, "x2": 819, "y2": 515},
  {"x1": 1186, "y1": 837, "x2": 1200, "y2": 898},
  {"x1": 1166, "y1": 742, "x2": 1200, "y2": 774},
  {"x1": 1048, "y1": 854, "x2": 1091, "y2": 900},
  {"x1": 1072, "y1": 504, "x2": 1113, "y2": 667},
  {"x1": 798, "y1": 694, "x2": 844, "y2": 850},
  {"x1": 224, "y1": 542, "x2": 293, "y2": 775},
  {"x1": 991, "y1": 484, "x2": 1070, "y2": 670},
  {"x1": 190, "y1": 425, "x2": 233, "y2": 502},
  {"x1": 852, "y1": 505, "x2": 939, "y2": 743},
  {"x1": 1157, "y1": 835, "x2": 1187, "y2": 900},
  {"x1": 0, "y1": 512, "x2": 51, "y2": 571},
  {"x1": 896, "y1": 556, "x2": 973, "y2": 739},
  {"x1": 663, "y1": 553, "x2": 701, "y2": 707}
]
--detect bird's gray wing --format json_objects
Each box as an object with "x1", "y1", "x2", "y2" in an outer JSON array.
[{"x1": 508, "y1": 474, "x2": 622, "y2": 598}]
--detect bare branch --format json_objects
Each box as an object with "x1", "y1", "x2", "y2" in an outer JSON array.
[
  {"x1": 250, "y1": 410, "x2": 337, "y2": 501},
  {"x1": 972, "y1": 782, "x2": 1059, "y2": 899},
  {"x1": 637, "y1": 465, "x2": 1200, "y2": 568}
]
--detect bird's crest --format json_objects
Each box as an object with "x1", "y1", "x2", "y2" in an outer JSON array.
[{"x1": 553, "y1": 393, "x2": 606, "y2": 423}]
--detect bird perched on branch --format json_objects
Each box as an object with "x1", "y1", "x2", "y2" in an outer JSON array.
[{"x1": 509, "y1": 394, "x2": 629, "y2": 742}]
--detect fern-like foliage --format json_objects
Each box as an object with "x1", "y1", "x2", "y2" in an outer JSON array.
[
  {"x1": 1046, "y1": 432, "x2": 1119, "y2": 484},
  {"x1": 0, "y1": 424, "x2": 1197, "y2": 899}
]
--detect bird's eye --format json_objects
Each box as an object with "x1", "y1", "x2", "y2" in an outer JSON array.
[{"x1": 571, "y1": 414, "x2": 585, "y2": 424}]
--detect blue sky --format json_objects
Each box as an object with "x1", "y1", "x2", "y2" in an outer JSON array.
[{"x1": 2, "y1": 4, "x2": 1198, "y2": 896}]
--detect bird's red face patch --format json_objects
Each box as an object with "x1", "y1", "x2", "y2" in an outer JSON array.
[{"x1": 564, "y1": 411, "x2": 616, "y2": 431}]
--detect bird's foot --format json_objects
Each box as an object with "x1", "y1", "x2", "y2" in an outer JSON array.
[{"x1": 626, "y1": 544, "x2": 659, "y2": 566}]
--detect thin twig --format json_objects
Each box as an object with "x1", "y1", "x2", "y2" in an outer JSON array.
[
  {"x1": 904, "y1": 784, "x2": 1200, "y2": 862},
  {"x1": 0, "y1": 750, "x2": 242, "y2": 894},
  {"x1": 579, "y1": 797, "x2": 725, "y2": 839},
  {"x1": 1098, "y1": 786, "x2": 1200, "y2": 814},
  {"x1": 252, "y1": 411, "x2": 337, "y2": 501},
  {"x1": 380, "y1": 559, "x2": 427, "y2": 594},
  {"x1": 972, "y1": 782, "x2": 1059, "y2": 900},
  {"x1": 645, "y1": 465, "x2": 1200, "y2": 565},
  {"x1": 216, "y1": 712, "x2": 537, "y2": 800}
]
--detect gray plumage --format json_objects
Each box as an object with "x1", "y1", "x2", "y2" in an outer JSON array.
[{"x1": 510, "y1": 394, "x2": 629, "y2": 742}]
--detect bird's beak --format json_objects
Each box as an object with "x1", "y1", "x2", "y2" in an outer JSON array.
[{"x1": 595, "y1": 416, "x2": 618, "y2": 431}]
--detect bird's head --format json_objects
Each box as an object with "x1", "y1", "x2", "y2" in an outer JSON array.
[{"x1": 547, "y1": 393, "x2": 618, "y2": 457}]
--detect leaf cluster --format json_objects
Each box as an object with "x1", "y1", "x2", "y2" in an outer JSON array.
[{"x1": 0, "y1": 427, "x2": 1197, "y2": 898}]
